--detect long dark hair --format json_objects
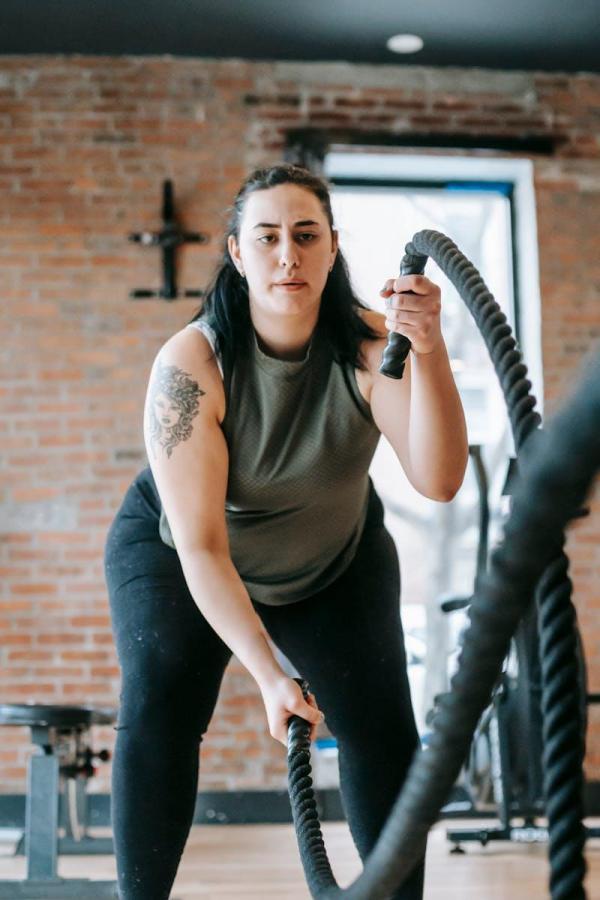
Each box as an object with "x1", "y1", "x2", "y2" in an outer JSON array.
[{"x1": 189, "y1": 163, "x2": 379, "y2": 379}]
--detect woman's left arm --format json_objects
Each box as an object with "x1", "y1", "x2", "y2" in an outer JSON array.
[{"x1": 367, "y1": 274, "x2": 469, "y2": 502}]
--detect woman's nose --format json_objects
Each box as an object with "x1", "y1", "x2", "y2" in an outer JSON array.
[{"x1": 278, "y1": 236, "x2": 300, "y2": 269}]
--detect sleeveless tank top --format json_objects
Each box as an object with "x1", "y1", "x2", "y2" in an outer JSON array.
[{"x1": 158, "y1": 318, "x2": 382, "y2": 605}]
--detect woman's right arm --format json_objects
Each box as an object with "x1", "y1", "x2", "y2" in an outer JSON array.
[{"x1": 142, "y1": 327, "x2": 322, "y2": 744}]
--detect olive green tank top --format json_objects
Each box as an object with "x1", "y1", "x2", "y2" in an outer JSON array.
[{"x1": 158, "y1": 318, "x2": 381, "y2": 605}]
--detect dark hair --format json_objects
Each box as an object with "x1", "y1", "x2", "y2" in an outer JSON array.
[{"x1": 189, "y1": 163, "x2": 379, "y2": 379}]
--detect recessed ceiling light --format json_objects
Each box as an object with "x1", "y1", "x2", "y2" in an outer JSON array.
[{"x1": 386, "y1": 34, "x2": 424, "y2": 54}]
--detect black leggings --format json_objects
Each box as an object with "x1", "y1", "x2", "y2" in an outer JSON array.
[{"x1": 104, "y1": 467, "x2": 425, "y2": 900}]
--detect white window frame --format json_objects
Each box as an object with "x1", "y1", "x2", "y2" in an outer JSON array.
[{"x1": 324, "y1": 151, "x2": 544, "y2": 414}]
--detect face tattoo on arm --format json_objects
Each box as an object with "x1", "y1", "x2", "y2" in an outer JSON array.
[{"x1": 146, "y1": 359, "x2": 205, "y2": 459}]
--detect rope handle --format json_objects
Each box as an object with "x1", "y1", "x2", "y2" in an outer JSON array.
[{"x1": 379, "y1": 249, "x2": 428, "y2": 379}]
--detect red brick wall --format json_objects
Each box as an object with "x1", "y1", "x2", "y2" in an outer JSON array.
[{"x1": 0, "y1": 57, "x2": 598, "y2": 792}]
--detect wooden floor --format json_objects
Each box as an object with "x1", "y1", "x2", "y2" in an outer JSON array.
[{"x1": 1, "y1": 819, "x2": 599, "y2": 898}]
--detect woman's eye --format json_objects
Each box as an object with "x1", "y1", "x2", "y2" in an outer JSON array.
[{"x1": 257, "y1": 233, "x2": 317, "y2": 244}]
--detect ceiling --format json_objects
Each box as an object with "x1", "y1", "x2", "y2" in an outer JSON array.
[{"x1": 2, "y1": 0, "x2": 599, "y2": 73}]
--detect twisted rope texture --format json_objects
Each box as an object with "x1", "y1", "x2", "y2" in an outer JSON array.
[
  {"x1": 286, "y1": 230, "x2": 593, "y2": 899},
  {"x1": 409, "y1": 230, "x2": 586, "y2": 900}
]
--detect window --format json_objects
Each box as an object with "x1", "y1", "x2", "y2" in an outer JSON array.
[{"x1": 326, "y1": 152, "x2": 542, "y2": 733}]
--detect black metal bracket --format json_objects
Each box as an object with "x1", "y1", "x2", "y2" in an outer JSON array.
[{"x1": 128, "y1": 179, "x2": 209, "y2": 301}]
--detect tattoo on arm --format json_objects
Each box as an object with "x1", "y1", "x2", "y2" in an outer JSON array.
[{"x1": 146, "y1": 359, "x2": 205, "y2": 458}]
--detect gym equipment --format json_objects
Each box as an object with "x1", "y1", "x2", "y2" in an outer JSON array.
[
  {"x1": 436, "y1": 446, "x2": 547, "y2": 853},
  {"x1": 440, "y1": 451, "x2": 597, "y2": 850},
  {"x1": 286, "y1": 230, "x2": 597, "y2": 899},
  {"x1": 0, "y1": 704, "x2": 118, "y2": 898},
  {"x1": 431, "y1": 446, "x2": 546, "y2": 845},
  {"x1": 128, "y1": 179, "x2": 209, "y2": 300}
]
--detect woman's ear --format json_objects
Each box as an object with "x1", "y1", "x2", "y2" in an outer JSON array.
[
  {"x1": 227, "y1": 234, "x2": 244, "y2": 275},
  {"x1": 330, "y1": 229, "x2": 339, "y2": 268}
]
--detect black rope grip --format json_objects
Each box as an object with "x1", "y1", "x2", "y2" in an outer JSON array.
[{"x1": 378, "y1": 250, "x2": 427, "y2": 379}]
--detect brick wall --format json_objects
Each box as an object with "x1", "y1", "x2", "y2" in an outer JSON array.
[{"x1": 0, "y1": 57, "x2": 599, "y2": 793}]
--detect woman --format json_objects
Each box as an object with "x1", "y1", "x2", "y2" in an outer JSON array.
[{"x1": 104, "y1": 163, "x2": 468, "y2": 900}]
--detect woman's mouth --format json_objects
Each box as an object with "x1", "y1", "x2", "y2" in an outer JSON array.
[{"x1": 275, "y1": 281, "x2": 306, "y2": 291}]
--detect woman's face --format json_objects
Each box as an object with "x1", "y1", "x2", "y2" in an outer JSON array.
[
  {"x1": 228, "y1": 184, "x2": 338, "y2": 320},
  {"x1": 153, "y1": 392, "x2": 181, "y2": 429}
]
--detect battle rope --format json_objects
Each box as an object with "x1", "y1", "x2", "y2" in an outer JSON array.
[
  {"x1": 287, "y1": 230, "x2": 594, "y2": 899},
  {"x1": 536, "y1": 547, "x2": 587, "y2": 898}
]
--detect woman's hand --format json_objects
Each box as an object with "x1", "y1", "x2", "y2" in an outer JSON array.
[
  {"x1": 258, "y1": 674, "x2": 324, "y2": 747},
  {"x1": 379, "y1": 274, "x2": 443, "y2": 356}
]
